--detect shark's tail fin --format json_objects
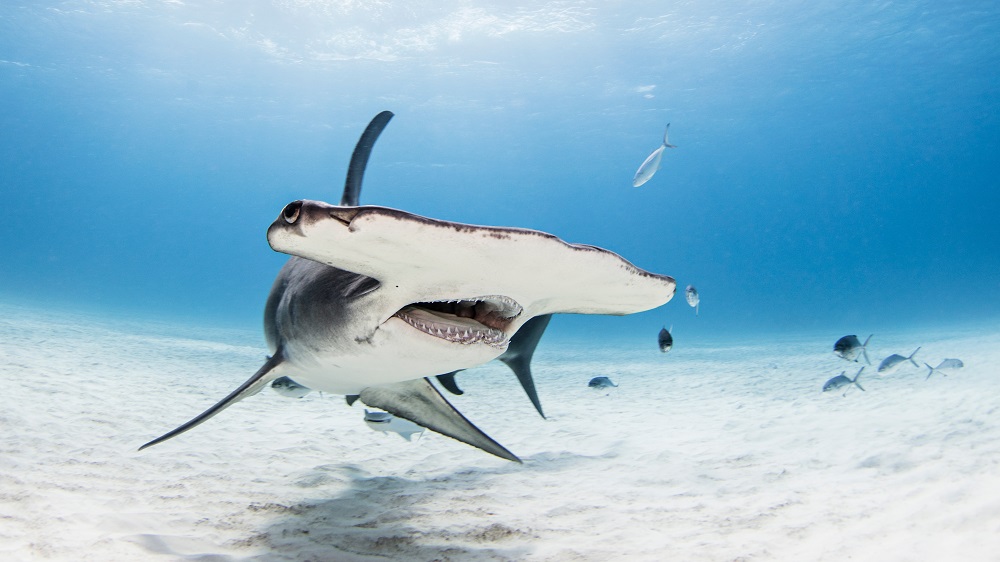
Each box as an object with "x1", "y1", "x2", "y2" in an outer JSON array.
[
  {"x1": 498, "y1": 314, "x2": 551, "y2": 419},
  {"x1": 907, "y1": 346, "x2": 921, "y2": 368}
]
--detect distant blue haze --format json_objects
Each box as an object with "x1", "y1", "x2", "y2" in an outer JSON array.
[{"x1": 1, "y1": 1, "x2": 998, "y2": 343}]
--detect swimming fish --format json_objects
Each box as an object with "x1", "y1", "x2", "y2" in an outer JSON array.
[
  {"x1": 658, "y1": 325, "x2": 673, "y2": 353},
  {"x1": 588, "y1": 376, "x2": 618, "y2": 389},
  {"x1": 822, "y1": 366, "x2": 866, "y2": 396},
  {"x1": 924, "y1": 358, "x2": 964, "y2": 380},
  {"x1": 632, "y1": 124, "x2": 677, "y2": 187},
  {"x1": 270, "y1": 376, "x2": 311, "y2": 398},
  {"x1": 685, "y1": 285, "x2": 699, "y2": 315},
  {"x1": 877, "y1": 347, "x2": 921, "y2": 376},
  {"x1": 363, "y1": 409, "x2": 425, "y2": 441},
  {"x1": 833, "y1": 334, "x2": 872, "y2": 365}
]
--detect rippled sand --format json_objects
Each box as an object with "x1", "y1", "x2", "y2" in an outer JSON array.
[{"x1": 2, "y1": 303, "x2": 998, "y2": 560}]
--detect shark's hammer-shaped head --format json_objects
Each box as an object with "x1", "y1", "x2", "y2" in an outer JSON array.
[{"x1": 267, "y1": 199, "x2": 676, "y2": 378}]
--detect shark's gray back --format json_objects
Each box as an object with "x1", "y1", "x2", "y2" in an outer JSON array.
[{"x1": 264, "y1": 257, "x2": 379, "y2": 355}]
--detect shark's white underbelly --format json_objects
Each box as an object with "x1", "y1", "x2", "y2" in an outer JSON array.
[{"x1": 281, "y1": 317, "x2": 507, "y2": 394}]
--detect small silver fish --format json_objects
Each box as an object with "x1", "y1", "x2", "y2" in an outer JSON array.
[
  {"x1": 588, "y1": 376, "x2": 618, "y2": 389},
  {"x1": 833, "y1": 334, "x2": 872, "y2": 365},
  {"x1": 685, "y1": 285, "x2": 699, "y2": 315},
  {"x1": 658, "y1": 325, "x2": 673, "y2": 353},
  {"x1": 270, "y1": 376, "x2": 311, "y2": 398},
  {"x1": 877, "y1": 347, "x2": 921, "y2": 376},
  {"x1": 363, "y1": 409, "x2": 425, "y2": 441},
  {"x1": 632, "y1": 124, "x2": 677, "y2": 187},
  {"x1": 924, "y1": 358, "x2": 964, "y2": 380},
  {"x1": 822, "y1": 366, "x2": 866, "y2": 396}
]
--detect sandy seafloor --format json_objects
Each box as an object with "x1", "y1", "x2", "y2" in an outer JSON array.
[{"x1": 1, "y1": 302, "x2": 999, "y2": 561}]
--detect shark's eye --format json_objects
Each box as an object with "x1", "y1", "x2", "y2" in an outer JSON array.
[{"x1": 282, "y1": 201, "x2": 302, "y2": 224}]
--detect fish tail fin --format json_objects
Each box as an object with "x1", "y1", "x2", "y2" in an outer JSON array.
[
  {"x1": 862, "y1": 334, "x2": 873, "y2": 364},
  {"x1": 662, "y1": 124, "x2": 676, "y2": 148},
  {"x1": 924, "y1": 362, "x2": 938, "y2": 380},
  {"x1": 908, "y1": 346, "x2": 921, "y2": 368},
  {"x1": 852, "y1": 366, "x2": 865, "y2": 391}
]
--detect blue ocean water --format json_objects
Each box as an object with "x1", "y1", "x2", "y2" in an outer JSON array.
[{"x1": 1, "y1": 1, "x2": 998, "y2": 342}]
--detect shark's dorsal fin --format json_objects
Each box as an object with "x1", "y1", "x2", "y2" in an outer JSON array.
[
  {"x1": 359, "y1": 378, "x2": 521, "y2": 462},
  {"x1": 341, "y1": 111, "x2": 394, "y2": 206},
  {"x1": 140, "y1": 351, "x2": 285, "y2": 450},
  {"x1": 498, "y1": 314, "x2": 551, "y2": 419}
]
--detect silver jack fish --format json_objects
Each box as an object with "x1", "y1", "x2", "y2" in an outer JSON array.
[
  {"x1": 833, "y1": 334, "x2": 872, "y2": 365},
  {"x1": 632, "y1": 124, "x2": 677, "y2": 187},
  {"x1": 877, "y1": 347, "x2": 921, "y2": 376},
  {"x1": 822, "y1": 366, "x2": 866, "y2": 396},
  {"x1": 924, "y1": 358, "x2": 964, "y2": 380},
  {"x1": 685, "y1": 285, "x2": 699, "y2": 315}
]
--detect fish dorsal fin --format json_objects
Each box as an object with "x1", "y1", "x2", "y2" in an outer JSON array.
[
  {"x1": 359, "y1": 378, "x2": 520, "y2": 462},
  {"x1": 341, "y1": 111, "x2": 394, "y2": 206},
  {"x1": 140, "y1": 352, "x2": 286, "y2": 450}
]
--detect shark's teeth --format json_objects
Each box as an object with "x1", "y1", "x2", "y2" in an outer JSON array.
[{"x1": 392, "y1": 295, "x2": 522, "y2": 348}]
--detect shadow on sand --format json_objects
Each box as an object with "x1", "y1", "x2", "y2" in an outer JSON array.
[{"x1": 232, "y1": 450, "x2": 603, "y2": 561}]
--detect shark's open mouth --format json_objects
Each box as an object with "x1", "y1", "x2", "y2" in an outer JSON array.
[{"x1": 394, "y1": 296, "x2": 522, "y2": 348}]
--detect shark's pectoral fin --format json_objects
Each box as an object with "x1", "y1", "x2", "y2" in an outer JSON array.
[
  {"x1": 435, "y1": 372, "x2": 464, "y2": 395},
  {"x1": 499, "y1": 314, "x2": 551, "y2": 419},
  {"x1": 358, "y1": 378, "x2": 521, "y2": 463},
  {"x1": 139, "y1": 352, "x2": 285, "y2": 451}
]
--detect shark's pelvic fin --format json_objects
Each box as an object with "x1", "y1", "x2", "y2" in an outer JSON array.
[
  {"x1": 435, "y1": 372, "x2": 464, "y2": 395},
  {"x1": 139, "y1": 351, "x2": 285, "y2": 450},
  {"x1": 359, "y1": 378, "x2": 521, "y2": 463}
]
